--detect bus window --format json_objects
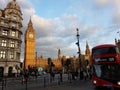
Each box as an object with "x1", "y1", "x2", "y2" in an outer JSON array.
[
  {"x1": 92, "y1": 47, "x2": 118, "y2": 56},
  {"x1": 93, "y1": 64, "x2": 120, "y2": 80},
  {"x1": 93, "y1": 65, "x2": 101, "y2": 77}
]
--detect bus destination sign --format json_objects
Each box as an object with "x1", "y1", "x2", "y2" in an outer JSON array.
[{"x1": 94, "y1": 57, "x2": 115, "y2": 62}]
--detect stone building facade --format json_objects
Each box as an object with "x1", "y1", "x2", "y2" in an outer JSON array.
[{"x1": 0, "y1": 0, "x2": 22, "y2": 76}]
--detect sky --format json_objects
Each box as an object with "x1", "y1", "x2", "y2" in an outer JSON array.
[{"x1": 1, "y1": 0, "x2": 120, "y2": 61}]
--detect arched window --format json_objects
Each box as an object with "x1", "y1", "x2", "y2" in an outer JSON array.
[{"x1": 8, "y1": 67, "x2": 13, "y2": 77}]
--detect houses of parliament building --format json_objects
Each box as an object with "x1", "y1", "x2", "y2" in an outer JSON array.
[{"x1": 24, "y1": 17, "x2": 91, "y2": 72}]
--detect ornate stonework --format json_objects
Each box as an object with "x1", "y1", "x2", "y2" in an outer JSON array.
[
  {"x1": 0, "y1": 0, "x2": 22, "y2": 76},
  {"x1": 24, "y1": 18, "x2": 36, "y2": 69}
]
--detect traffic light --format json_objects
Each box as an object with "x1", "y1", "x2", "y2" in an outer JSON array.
[{"x1": 48, "y1": 58, "x2": 51, "y2": 65}]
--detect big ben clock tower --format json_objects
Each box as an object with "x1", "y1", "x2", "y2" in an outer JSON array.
[{"x1": 24, "y1": 18, "x2": 36, "y2": 69}]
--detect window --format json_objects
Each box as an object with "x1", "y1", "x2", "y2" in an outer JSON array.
[
  {"x1": 93, "y1": 64, "x2": 120, "y2": 80},
  {"x1": 12, "y1": 22, "x2": 17, "y2": 27},
  {"x1": 13, "y1": 16, "x2": 17, "y2": 20},
  {"x1": 16, "y1": 53, "x2": 20, "y2": 60},
  {"x1": 5, "y1": 15, "x2": 8, "y2": 18},
  {"x1": 92, "y1": 47, "x2": 118, "y2": 56},
  {"x1": 11, "y1": 31, "x2": 16, "y2": 37},
  {"x1": 1, "y1": 21, "x2": 4, "y2": 25},
  {"x1": 15, "y1": 31, "x2": 18, "y2": 37},
  {"x1": 16, "y1": 42, "x2": 20, "y2": 48},
  {"x1": 2, "y1": 30, "x2": 8, "y2": 35},
  {"x1": 18, "y1": 34, "x2": 21, "y2": 38},
  {"x1": 10, "y1": 51, "x2": 14, "y2": 59},
  {"x1": 10, "y1": 41, "x2": 15, "y2": 47},
  {"x1": 0, "y1": 51, "x2": 6, "y2": 59},
  {"x1": 4, "y1": 23, "x2": 8, "y2": 26},
  {"x1": 1, "y1": 40, "x2": 7, "y2": 47}
]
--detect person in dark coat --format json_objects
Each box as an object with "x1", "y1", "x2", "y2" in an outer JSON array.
[{"x1": 80, "y1": 70, "x2": 84, "y2": 80}]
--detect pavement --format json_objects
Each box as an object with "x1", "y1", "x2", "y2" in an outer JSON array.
[
  {"x1": 3, "y1": 77, "x2": 120, "y2": 90},
  {"x1": 1, "y1": 75, "x2": 120, "y2": 90},
  {"x1": 1, "y1": 75, "x2": 94, "y2": 90},
  {"x1": 25, "y1": 79, "x2": 93, "y2": 90}
]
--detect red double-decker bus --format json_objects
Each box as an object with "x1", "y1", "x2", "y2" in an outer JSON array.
[{"x1": 91, "y1": 44, "x2": 120, "y2": 88}]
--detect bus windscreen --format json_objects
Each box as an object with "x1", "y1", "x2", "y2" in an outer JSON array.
[
  {"x1": 93, "y1": 64, "x2": 120, "y2": 85},
  {"x1": 92, "y1": 47, "x2": 119, "y2": 56},
  {"x1": 92, "y1": 46, "x2": 120, "y2": 62}
]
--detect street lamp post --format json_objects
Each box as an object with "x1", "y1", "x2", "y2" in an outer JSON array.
[
  {"x1": 76, "y1": 28, "x2": 82, "y2": 72},
  {"x1": 24, "y1": 50, "x2": 26, "y2": 71},
  {"x1": 35, "y1": 51, "x2": 37, "y2": 67}
]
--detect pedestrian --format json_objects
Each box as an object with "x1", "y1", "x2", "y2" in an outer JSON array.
[
  {"x1": 51, "y1": 72, "x2": 55, "y2": 80},
  {"x1": 22, "y1": 69, "x2": 29, "y2": 84},
  {"x1": 72, "y1": 71, "x2": 75, "y2": 80},
  {"x1": 60, "y1": 71, "x2": 63, "y2": 82},
  {"x1": 83, "y1": 71, "x2": 87, "y2": 80},
  {"x1": 75, "y1": 71, "x2": 78, "y2": 79},
  {"x1": 50, "y1": 72, "x2": 55, "y2": 82},
  {"x1": 80, "y1": 70, "x2": 84, "y2": 80}
]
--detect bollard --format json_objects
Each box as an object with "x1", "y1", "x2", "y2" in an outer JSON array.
[
  {"x1": 25, "y1": 78, "x2": 27, "y2": 90},
  {"x1": 58, "y1": 76, "x2": 60, "y2": 85},
  {"x1": 44, "y1": 77, "x2": 46, "y2": 88},
  {"x1": 68, "y1": 73, "x2": 70, "y2": 80},
  {"x1": 2, "y1": 79, "x2": 4, "y2": 90},
  {"x1": 60, "y1": 72, "x2": 63, "y2": 82},
  {"x1": 50, "y1": 74, "x2": 52, "y2": 83},
  {"x1": 4, "y1": 76, "x2": 6, "y2": 87},
  {"x1": 69, "y1": 74, "x2": 72, "y2": 83},
  {"x1": 35, "y1": 74, "x2": 37, "y2": 83}
]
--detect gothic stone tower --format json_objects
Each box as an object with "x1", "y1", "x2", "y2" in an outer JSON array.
[
  {"x1": 24, "y1": 18, "x2": 36, "y2": 69},
  {"x1": 58, "y1": 49, "x2": 62, "y2": 60},
  {"x1": 85, "y1": 41, "x2": 91, "y2": 66},
  {"x1": 85, "y1": 41, "x2": 90, "y2": 56}
]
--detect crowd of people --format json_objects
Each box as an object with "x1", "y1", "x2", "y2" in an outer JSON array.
[
  {"x1": 17, "y1": 66, "x2": 92, "y2": 84},
  {"x1": 71, "y1": 69, "x2": 92, "y2": 81}
]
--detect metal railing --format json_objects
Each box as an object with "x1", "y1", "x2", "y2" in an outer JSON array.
[{"x1": 0, "y1": 73, "x2": 76, "y2": 90}]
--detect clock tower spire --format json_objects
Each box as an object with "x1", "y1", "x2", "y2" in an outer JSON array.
[
  {"x1": 28, "y1": 17, "x2": 33, "y2": 30},
  {"x1": 24, "y1": 18, "x2": 36, "y2": 69}
]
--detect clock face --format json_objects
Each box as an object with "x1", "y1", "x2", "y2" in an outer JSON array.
[{"x1": 29, "y1": 33, "x2": 33, "y2": 38}]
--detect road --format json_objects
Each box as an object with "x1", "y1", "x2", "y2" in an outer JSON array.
[{"x1": 0, "y1": 74, "x2": 117, "y2": 90}]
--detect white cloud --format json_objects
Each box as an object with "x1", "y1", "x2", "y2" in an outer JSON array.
[
  {"x1": 93, "y1": 0, "x2": 120, "y2": 28},
  {"x1": 94, "y1": 0, "x2": 112, "y2": 9},
  {"x1": 95, "y1": 0, "x2": 108, "y2": 5},
  {"x1": 32, "y1": 15, "x2": 53, "y2": 37},
  {"x1": 0, "y1": 0, "x2": 10, "y2": 9}
]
